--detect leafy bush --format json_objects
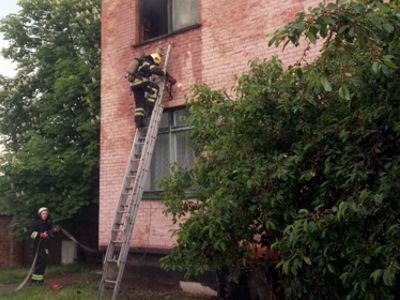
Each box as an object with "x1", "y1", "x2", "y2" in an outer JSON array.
[
  {"x1": 161, "y1": 1, "x2": 400, "y2": 299},
  {"x1": 0, "y1": 0, "x2": 100, "y2": 232}
]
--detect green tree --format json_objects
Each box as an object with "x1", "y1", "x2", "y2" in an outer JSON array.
[
  {"x1": 0, "y1": 0, "x2": 100, "y2": 233},
  {"x1": 161, "y1": 1, "x2": 400, "y2": 298}
]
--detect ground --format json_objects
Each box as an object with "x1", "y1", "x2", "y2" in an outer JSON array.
[{"x1": 0, "y1": 264, "x2": 215, "y2": 300}]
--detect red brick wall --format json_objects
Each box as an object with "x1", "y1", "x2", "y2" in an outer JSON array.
[
  {"x1": 100, "y1": 0, "x2": 323, "y2": 248},
  {"x1": 0, "y1": 216, "x2": 23, "y2": 267}
]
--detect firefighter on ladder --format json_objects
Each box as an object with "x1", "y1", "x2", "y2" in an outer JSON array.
[
  {"x1": 30, "y1": 207, "x2": 59, "y2": 284},
  {"x1": 126, "y1": 52, "x2": 176, "y2": 129}
]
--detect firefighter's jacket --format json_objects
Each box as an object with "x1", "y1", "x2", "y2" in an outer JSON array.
[
  {"x1": 131, "y1": 57, "x2": 164, "y2": 87},
  {"x1": 30, "y1": 217, "x2": 54, "y2": 248}
]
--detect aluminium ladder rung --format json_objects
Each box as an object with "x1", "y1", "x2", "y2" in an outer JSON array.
[
  {"x1": 111, "y1": 240, "x2": 123, "y2": 244},
  {"x1": 121, "y1": 193, "x2": 131, "y2": 196}
]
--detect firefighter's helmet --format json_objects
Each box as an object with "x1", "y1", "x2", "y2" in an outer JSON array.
[
  {"x1": 150, "y1": 53, "x2": 161, "y2": 65},
  {"x1": 38, "y1": 207, "x2": 48, "y2": 214}
]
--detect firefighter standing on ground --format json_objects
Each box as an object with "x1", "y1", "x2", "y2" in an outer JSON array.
[
  {"x1": 126, "y1": 52, "x2": 176, "y2": 128},
  {"x1": 30, "y1": 207, "x2": 59, "y2": 284}
]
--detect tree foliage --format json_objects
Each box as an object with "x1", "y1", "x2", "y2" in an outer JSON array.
[
  {"x1": 161, "y1": 1, "x2": 400, "y2": 298},
  {"x1": 0, "y1": 0, "x2": 100, "y2": 233}
]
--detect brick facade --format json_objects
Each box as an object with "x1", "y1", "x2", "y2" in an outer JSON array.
[{"x1": 100, "y1": 0, "x2": 322, "y2": 248}]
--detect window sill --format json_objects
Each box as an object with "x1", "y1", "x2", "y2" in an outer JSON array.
[
  {"x1": 142, "y1": 191, "x2": 198, "y2": 201},
  {"x1": 133, "y1": 23, "x2": 201, "y2": 48}
]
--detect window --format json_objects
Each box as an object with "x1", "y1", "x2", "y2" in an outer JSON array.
[
  {"x1": 144, "y1": 108, "x2": 195, "y2": 192},
  {"x1": 140, "y1": 0, "x2": 199, "y2": 41}
]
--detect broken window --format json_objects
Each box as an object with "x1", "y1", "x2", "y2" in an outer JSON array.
[
  {"x1": 144, "y1": 108, "x2": 195, "y2": 192},
  {"x1": 140, "y1": 0, "x2": 199, "y2": 41}
]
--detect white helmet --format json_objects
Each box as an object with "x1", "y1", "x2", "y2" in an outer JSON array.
[{"x1": 38, "y1": 207, "x2": 48, "y2": 214}]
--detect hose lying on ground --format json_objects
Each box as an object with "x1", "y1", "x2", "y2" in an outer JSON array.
[
  {"x1": 14, "y1": 240, "x2": 41, "y2": 292},
  {"x1": 13, "y1": 227, "x2": 99, "y2": 292}
]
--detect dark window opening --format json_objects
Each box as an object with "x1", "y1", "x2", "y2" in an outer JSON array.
[{"x1": 140, "y1": 0, "x2": 199, "y2": 42}]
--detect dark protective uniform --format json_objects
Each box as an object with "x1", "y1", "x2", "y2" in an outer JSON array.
[
  {"x1": 30, "y1": 217, "x2": 54, "y2": 283},
  {"x1": 130, "y1": 56, "x2": 164, "y2": 128}
]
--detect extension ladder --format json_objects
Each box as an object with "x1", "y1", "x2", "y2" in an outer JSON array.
[{"x1": 97, "y1": 44, "x2": 173, "y2": 300}]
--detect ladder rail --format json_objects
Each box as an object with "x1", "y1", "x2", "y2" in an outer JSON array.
[
  {"x1": 109, "y1": 45, "x2": 172, "y2": 300},
  {"x1": 103, "y1": 129, "x2": 142, "y2": 258},
  {"x1": 98, "y1": 44, "x2": 173, "y2": 300},
  {"x1": 98, "y1": 128, "x2": 143, "y2": 298},
  {"x1": 117, "y1": 44, "x2": 173, "y2": 260},
  {"x1": 127, "y1": 45, "x2": 172, "y2": 203}
]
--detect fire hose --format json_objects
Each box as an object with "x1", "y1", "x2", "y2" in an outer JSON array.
[
  {"x1": 13, "y1": 227, "x2": 99, "y2": 292},
  {"x1": 14, "y1": 240, "x2": 41, "y2": 292},
  {"x1": 60, "y1": 227, "x2": 100, "y2": 254}
]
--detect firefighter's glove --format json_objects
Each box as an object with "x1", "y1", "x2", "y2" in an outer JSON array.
[{"x1": 39, "y1": 231, "x2": 48, "y2": 239}]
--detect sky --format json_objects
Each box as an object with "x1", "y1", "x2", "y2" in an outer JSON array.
[{"x1": 0, "y1": 0, "x2": 19, "y2": 77}]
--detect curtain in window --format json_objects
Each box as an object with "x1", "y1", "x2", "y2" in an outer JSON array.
[
  {"x1": 174, "y1": 108, "x2": 189, "y2": 127},
  {"x1": 176, "y1": 131, "x2": 195, "y2": 169},
  {"x1": 146, "y1": 133, "x2": 170, "y2": 190},
  {"x1": 144, "y1": 108, "x2": 195, "y2": 192},
  {"x1": 171, "y1": 0, "x2": 198, "y2": 31}
]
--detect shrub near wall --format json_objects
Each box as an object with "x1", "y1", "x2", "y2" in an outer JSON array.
[{"x1": 161, "y1": 1, "x2": 400, "y2": 299}]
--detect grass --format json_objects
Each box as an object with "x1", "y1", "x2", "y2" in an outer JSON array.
[
  {"x1": 0, "y1": 264, "x2": 213, "y2": 300},
  {"x1": 0, "y1": 283, "x2": 211, "y2": 300},
  {"x1": 0, "y1": 263, "x2": 83, "y2": 285}
]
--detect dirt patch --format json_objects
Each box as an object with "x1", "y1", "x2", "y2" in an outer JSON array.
[
  {"x1": 47, "y1": 271, "x2": 98, "y2": 287},
  {"x1": 0, "y1": 270, "x2": 215, "y2": 299}
]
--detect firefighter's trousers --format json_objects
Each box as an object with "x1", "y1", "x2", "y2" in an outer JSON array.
[
  {"x1": 131, "y1": 80, "x2": 159, "y2": 128},
  {"x1": 31, "y1": 241, "x2": 48, "y2": 283}
]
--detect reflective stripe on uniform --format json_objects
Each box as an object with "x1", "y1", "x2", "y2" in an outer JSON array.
[
  {"x1": 32, "y1": 274, "x2": 44, "y2": 280},
  {"x1": 147, "y1": 87, "x2": 159, "y2": 102},
  {"x1": 130, "y1": 61, "x2": 151, "y2": 86},
  {"x1": 131, "y1": 78, "x2": 148, "y2": 87},
  {"x1": 139, "y1": 61, "x2": 150, "y2": 70},
  {"x1": 131, "y1": 61, "x2": 152, "y2": 86},
  {"x1": 136, "y1": 61, "x2": 150, "y2": 75},
  {"x1": 30, "y1": 231, "x2": 38, "y2": 239},
  {"x1": 135, "y1": 108, "x2": 145, "y2": 116}
]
